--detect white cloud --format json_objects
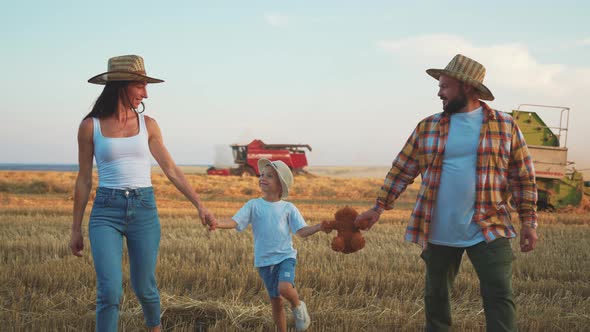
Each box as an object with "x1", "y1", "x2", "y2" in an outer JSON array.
[
  {"x1": 576, "y1": 37, "x2": 590, "y2": 46},
  {"x1": 264, "y1": 13, "x2": 289, "y2": 27},
  {"x1": 377, "y1": 34, "x2": 581, "y2": 97}
]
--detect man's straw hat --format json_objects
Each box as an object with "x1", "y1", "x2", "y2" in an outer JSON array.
[
  {"x1": 426, "y1": 54, "x2": 494, "y2": 101},
  {"x1": 257, "y1": 159, "x2": 294, "y2": 199},
  {"x1": 88, "y1": 55, "x2": 164, "y2": 85}
]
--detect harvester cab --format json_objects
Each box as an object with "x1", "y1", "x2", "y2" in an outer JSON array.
[
  {"x1": 510, "y1": 104, "x2": 587, "y2": 210},
  {"x1": 232, "y1": 145, "x2": 247, "y2": 165}
]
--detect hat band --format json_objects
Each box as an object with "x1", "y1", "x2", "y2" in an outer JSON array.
[{"x1": 105, "y1": 70, "x2": 147, "y2": 75}]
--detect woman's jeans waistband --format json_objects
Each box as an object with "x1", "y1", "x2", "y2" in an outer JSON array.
[{"x1": 95, "y1": 186, "x2": 154, "y2": 197}]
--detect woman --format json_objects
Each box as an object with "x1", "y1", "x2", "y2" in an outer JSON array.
[{"x1": 69, "y1": 55, "x2": 214, "y2": 331}]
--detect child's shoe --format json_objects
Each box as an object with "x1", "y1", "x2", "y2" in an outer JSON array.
[{"x1": 292, "y1": 301, "x2": 311, "y2": 331}]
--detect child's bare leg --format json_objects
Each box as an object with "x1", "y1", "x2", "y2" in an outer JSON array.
[
  {"x1": 278, "y1": 281, "x2": 301, "y2": 308},
  {"x1": 271, "y1": 297, "x2": 287, "y2": 332}
]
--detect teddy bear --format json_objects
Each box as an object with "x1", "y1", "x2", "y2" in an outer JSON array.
[{"x1": 321, "y1": 207, "x2": 370, "y2": 254}]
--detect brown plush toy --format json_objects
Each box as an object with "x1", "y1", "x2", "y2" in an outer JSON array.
[{"x1": 321, "y1": 207, "x2": 370, "y2": 254}]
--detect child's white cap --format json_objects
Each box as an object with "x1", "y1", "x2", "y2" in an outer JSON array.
[{"x1": 257, "y1": 159, "x2": 294, "y2": 199}]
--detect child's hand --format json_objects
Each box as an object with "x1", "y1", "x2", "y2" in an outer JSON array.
[
  {"x1": 321, "y1": 220, "x2": 335, "y2": 233},
  {"x1": 206, "y1": 218, "x2": 237, "y2": 231}
]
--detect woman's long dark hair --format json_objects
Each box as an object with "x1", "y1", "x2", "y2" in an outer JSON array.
[{"x1": 84, "y1": 81, "x2": 130, "y2": 119}]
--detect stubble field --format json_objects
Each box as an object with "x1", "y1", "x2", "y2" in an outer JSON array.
[{"x1": 1, "y1": 169, "x2": 589, "y2": 331}]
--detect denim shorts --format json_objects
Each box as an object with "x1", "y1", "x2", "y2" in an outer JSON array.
[{"x1": 257, "y1": 258, "x2": 297, "y2": 298}]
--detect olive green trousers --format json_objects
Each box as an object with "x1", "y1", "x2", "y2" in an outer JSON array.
[{"x1": 420, "y1": 238, "x2": 516, "y2": 332}]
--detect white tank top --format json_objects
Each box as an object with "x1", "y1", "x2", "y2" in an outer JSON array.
[{"x1": 93, "y1": 114, "x2": 152, "y2": 189}]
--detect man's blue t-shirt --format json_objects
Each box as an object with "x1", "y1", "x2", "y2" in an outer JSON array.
[
  {"x1": 430, "y1": 107, "x2": 486, "y2": 247},
  {"x1": 233, "y1": 198, "x2": 307, "y2": 267}
]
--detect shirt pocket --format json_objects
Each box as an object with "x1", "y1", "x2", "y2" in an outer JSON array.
[{"x1": 488, "y1": 134, "x2": 511, "y2": 169}]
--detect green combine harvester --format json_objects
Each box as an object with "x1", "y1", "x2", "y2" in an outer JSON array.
[{"x1": 510, "y1": 104, "x2": 589, "y2": 210}]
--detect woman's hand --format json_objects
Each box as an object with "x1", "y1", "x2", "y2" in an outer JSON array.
[
  {"x1": 71, "y1": 118, "x2": 93, "y2": 258},
  {"x1": 198, "y1": 206, "x2": 217, "y2": 227},
  {"x1": 69, "y1": 229, "x2": 84, "y2": 257},
  {"x1": 206, "y1": 217, "x2": 218, "y2": 231}
]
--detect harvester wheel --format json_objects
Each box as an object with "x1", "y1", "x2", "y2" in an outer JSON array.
[{"x1": 536, "y1": 193, "x2": 555, "y2": 212}]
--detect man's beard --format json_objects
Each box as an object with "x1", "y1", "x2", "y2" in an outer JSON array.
[{"x1": 443, "y1": 91, "x2": 468, "y2": 114}]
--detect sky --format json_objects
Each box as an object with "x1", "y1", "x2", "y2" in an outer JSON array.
[{"x1": 1, "y1": 0, "x2": 589, "y2": 173}]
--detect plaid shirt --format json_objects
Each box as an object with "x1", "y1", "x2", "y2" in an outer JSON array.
[{"x1": 376, "y1": 102, "x2": 537, "y2": 248}]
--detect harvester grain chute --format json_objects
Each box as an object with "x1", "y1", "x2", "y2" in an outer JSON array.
[
  {"x1": 510, "y1": 104, "x2": 589, "y2": 210},
  {"x1": 207, "y1": 139, "x2": 312, "y2": 177}
]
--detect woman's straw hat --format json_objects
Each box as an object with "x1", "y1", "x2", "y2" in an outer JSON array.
[
  {"x1": 88, "y1": 55, "x2": 164, "y2": 85},
  {"x1": 257, "y1": 159, "x2": 294, "y2": 199},
  {"x1": 426, "y1": 54, "x2": 494, "y2": 101}
]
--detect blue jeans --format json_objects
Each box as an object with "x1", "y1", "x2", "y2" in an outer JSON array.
[{"x1": 89, "y1": 187, "x2": 161, "y2": 331}]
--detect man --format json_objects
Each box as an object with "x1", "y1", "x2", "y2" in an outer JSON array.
[{"x1": 356, "y1": 54, "x2": 538, "y2": 331}]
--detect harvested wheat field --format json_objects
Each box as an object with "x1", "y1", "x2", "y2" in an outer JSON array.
[{"x1": 1, "y1": 170, "x2": 589, "y2": 331}]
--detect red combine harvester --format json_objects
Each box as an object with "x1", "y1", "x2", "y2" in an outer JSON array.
[{"x1": 207, "y1": 139, "x2": 312, "y2": 176}]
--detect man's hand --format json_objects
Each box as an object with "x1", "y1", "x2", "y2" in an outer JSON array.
[
  {"x1": 520, "y1": 226, "x2": 538, "y2": 252},
  {"x1": 69, "y1": 229, "x2": 84, "y2": 257},
  {"x1": 354, "y1": 209, "x2": 381, "y2": 230}
]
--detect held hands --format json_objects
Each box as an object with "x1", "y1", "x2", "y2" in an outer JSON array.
[
  {"x1": 354, "y1": 209, "x2": 381, "y2": 231},
  {"x1": 205, "y1": 217, "x2": 237, "y2": 231},
  {"x1": 69, "y1": 229, "x2": 84, "y2": 257},
  {"x1": 197, "y1": 205, "x2": 217, "y2": 230},
  {"x1": 520, "y1": 226, "x2": 538, "y2": 252},
  {"x1": 206, "y1": 217, "x2": 218, "y2": 231}
]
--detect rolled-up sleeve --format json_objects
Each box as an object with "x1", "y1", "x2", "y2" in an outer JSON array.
[
  {"x1": 508, "y1": 122, "x2": 538, "y2": 228},
  {"x1": 375, "y1": 126, "x2": 421, "y2": 212}
]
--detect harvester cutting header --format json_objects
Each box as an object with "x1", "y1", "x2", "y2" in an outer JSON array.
[{"x1": 207, "y1": 139, "x2": 312, "y2": 177}]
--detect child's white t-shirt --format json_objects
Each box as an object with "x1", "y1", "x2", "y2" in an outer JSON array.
[{"x1": 233, "y1": 198, "x2": 307, "y2": 267}]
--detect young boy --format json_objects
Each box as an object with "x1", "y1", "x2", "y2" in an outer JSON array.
[{"x1": 208, "y1": 158, "x2": 322, "y2": 332}]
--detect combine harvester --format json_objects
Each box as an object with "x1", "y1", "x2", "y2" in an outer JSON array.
[
  {"x1": 510, "y1": 104, "x2": 589, "y2": 210},
  {"x1": 207, "y1": 139, "x2": 312, "y2": 177}
]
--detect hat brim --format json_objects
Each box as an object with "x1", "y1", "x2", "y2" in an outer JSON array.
[
  {"x1": 88, "y1": 71, "x2": 164, "y2": 85},
  {"x1": 426, "y1": 68, "x2": 494, "y2": 101},
  {"x1": 257, "y1": 158, "x2": 289, "y2": 199}
]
